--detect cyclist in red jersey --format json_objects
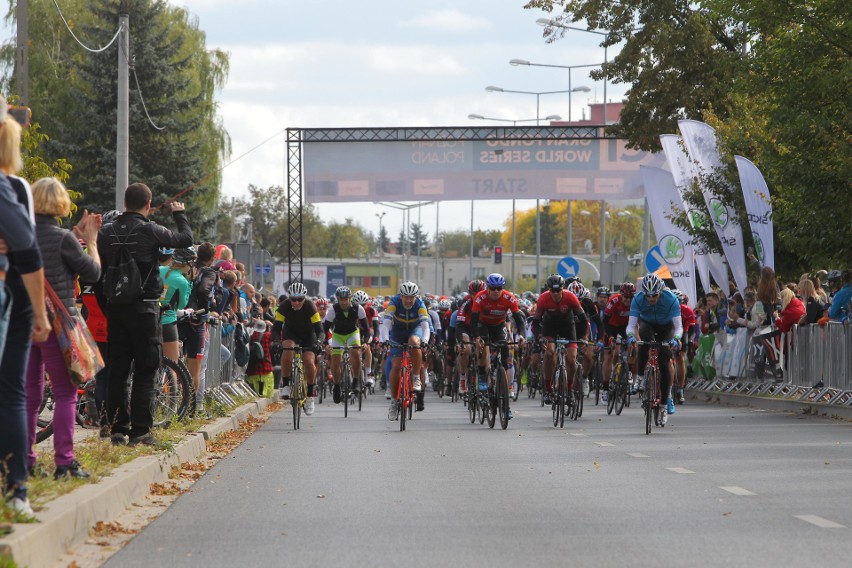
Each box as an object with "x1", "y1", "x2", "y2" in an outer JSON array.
[
  {"x1": 455, "y1": 280, "x2": 485, "y2": 397},
  {"x1": 672, "y1": 289, "x2": 696, "y2": 404},
  {"x1": 470, "y1": 274, "x2": 526, "y2": 420},
  {"x1": 531, "y1": 274, "x2": 587, "y2": 403},
  {"x1": 602, "y1": 282, "x2": 636, "y2": 392}
]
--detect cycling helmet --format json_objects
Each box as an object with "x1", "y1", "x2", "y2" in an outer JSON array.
[
  {"x1": 486, "y1": 273, "x2": 506, "y2": 288},
  {"x1": 158, "y1": 247, "x2": 175, "y2": 256},
  {"x1": 545, "y1": 274, "x2": 564, "y2": 291},
  {"x1": 596, "y1": 286, "x2": 611, "y2": 297},
  {"x1": 641, "y1": 273, "x2": 665, "y2": 295},
  {"x1": 671, "y1": 289, "x2": 684, "y2": 304},
  {"x1": 171, "y1": 247, "x2": 197, "y2": 265},
  {"x1": 567, "y1": 280, "x2": 586, "y2": 298},
  {"x1": 827, "y1": 269, "x2": 842, "y2": 281},
  {"x1": 439, "y1": 299, "x2": 451, "y2": 310},
  {"x1": 102, "y1": 210, "x2": 121, "y2": 225},
  {"x1": 335, "y1": 286, "x2": 352, "y2": 299},
  {"x1": 315, "y1": 297, "x2": 328, "y2": 310},
  {"x1": 352, "y1": 290, "x2": 370, "y2": 305},
  {"x1": 288, "y1": 282, "x2": 308, "y2": 298},
  {"x1": 399, "y1": 281, "x2": 419, "y2": 296},
  {"x1": 469, "y1": 279, "x2": 486, "y2": 295},
  {"x1": 619, "y1": 282, "x2": 636, "y2": 298}
]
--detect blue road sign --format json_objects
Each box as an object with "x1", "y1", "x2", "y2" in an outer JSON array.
[
  {"x1": 255, "y1": 263, "x2": 272, "y2": 275},
  {"x1": 557, "y1": 256, "x2": 580, "y2": 279},
  {"x1": 645, "y1": 246, "x2": 666, "y2": 273}
]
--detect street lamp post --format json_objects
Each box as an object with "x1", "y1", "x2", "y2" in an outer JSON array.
[
  {"x1": 508, "y1": 59, "x2": 595, "y2": 122},
  {"x1": 375, "y1": 211, "x2": 386, "y2": 298}
]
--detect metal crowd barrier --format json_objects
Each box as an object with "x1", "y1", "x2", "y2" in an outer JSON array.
[
  {"x1": 203, "y1": 321, "x2": 255, "y2": 408},
  {"x1": 688, "y1": 322, "x2": 852, "y2": 408}
]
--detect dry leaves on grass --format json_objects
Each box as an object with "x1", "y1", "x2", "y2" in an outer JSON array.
[
  {"x1": 90, "y1": 521, "x2": 137, "y2": 538},
  {"x1": 207, "y1": 414, "x2": 266, "y2": 456},
  {"x1": 149, "y1": 481, "x2": 183, "y2": 496}
]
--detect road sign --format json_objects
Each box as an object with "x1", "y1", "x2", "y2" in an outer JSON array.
[
  {"x1": 255, "y1": 263, "x2": 272, "y2": 275},
  {"x1": 645, "y1": 246, "x2": 665, "y2": 273},
  {"x1": 556, "y1": 256, "x2": 580, "y2": 279}
]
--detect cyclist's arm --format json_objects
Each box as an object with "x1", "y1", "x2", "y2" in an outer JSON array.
[
  {"x1": 626, "y1": 315, "x2": 638, "y2": 338},
  {"x1": 672, "y1": 315, "x2": 683, "y2": 340}
]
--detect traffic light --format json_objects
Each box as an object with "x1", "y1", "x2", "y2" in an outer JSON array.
[{"x1": 494, "y1": 246, "x2": 502, "y2": 264}]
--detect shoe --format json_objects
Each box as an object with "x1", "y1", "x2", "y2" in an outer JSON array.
[
  {"x1": 387, "y1": 399, "x2": 399, "y2": 421},
  {"x1": 110, "y1": 433, "x2": 129, "y2": 446},
  {"x1": 304, "y1": 397, "x2": 315, "y2": 415},
  {"x1": 333, "y1": 384, "x2": 341, "y2": 404},
  {"x1": 7, "y1": 497, "x2": 34, "y2": 517},
  {"x1": 660, "y1": 407, "x2": 668, "y2": 426},
  {"x1": 99, "y1": 426, "x2": 110, "y2": 439},
  {"x1": 366, "y1": 376, "x2": 375, "y2": 386},
  {"x1": 281, "y1": 385, "x2": 291, "y2": 400},
  {"x1": 54, "y1": 459, "x2": 90, "y2": 480},
  {"x1": 507, "y1": 409, "x2": 513, "y2": 420},
  {"x1": 445, "y1": 386, "x2": 452, "y2": 396},
  {"x1": 677, "y1": 389, "x2": 685, "y2": 404},
  {"x1": 28, "y1": 464, "x2": 49, "y2": 479},
  {"x1": 416, "y1": 397, "x2": 425, "y2": 412},
  {"x1": 543, "y1": 392, "x2": 552, "y2": 405},
  {"x1": 128, "y1": 432, "x2": 156, "y2": 447},
  {"x1": 666, "y1": 398, "x2": 676, "y2": 415},
  {"x1": 478, "y1": 380, "x2": 488, "y2": 393},
  {"x1": 601, "y1": 390, "x2": 609, "y2": 403},
  {"x1": 583, "y1": 379, "x2": 590, "y2": 396},
  {"x1": 413, "y1": 376, "x2": 422, "y2": 392},
  {"x1": 385, "y1": 388, "x2": 391, "y2": 400}
]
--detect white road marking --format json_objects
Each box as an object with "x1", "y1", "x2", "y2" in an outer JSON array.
[
  {"x1": 627, "y1": 452, "x2": 650, "y2": 458},
  {"x1": 666, "y1": 467, "x2": 696, "y2": 474},
  {"x1": 719, "y1": 486, "x2": 757, "y2": 496},
  {"x1": 794, "y1": 515, "x2": 846, "y2": 529},
  {"x1": 570, "y1": 433, "x2": 587, "y2": 437},
  {"x1": 595, "y1": 442, "x2": 615, "y2": 447}
]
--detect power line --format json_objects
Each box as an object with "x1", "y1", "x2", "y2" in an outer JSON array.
[
  {"x1": 131, "y1": 66, "x2": 166, "y2": 131},
  {"x1": 51, "y1": 0, "x2": 122, "y2": 53}
]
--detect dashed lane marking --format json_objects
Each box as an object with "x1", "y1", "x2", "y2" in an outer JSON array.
[
  {"x1": 595, "y1": 442, "x2": 615, "y2": 447},
  {"x1": 719, "y1": 486, "x2": 757, "y2": 496},
  {"x1": 627, "y1": 452, "x2": 650, "y2": 458},
  {"x1": 666, "y1": 467, "x2": 696, "y2": 474},
  {"x1": 794, "y1": 515, "x2": 846, "y2": 529}
]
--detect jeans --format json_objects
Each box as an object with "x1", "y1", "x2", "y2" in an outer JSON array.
[
  {"x1": 0, "y1": 281, "x2": 10, "y2": 361},
  {"x1": 0, "y1": 276, "x2": 33, "y2": 499},
  {"x1": 26, "y1": 333, "x2": 77, "y2": 467}
]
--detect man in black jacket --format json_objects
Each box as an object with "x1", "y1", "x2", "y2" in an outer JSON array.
[{"x1": 97, "y1": 183, "x2": 193, "y2": 445}]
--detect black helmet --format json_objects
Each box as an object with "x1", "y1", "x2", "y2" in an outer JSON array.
[
  {"x1": 545, "y1": 274, "x2": 564, "y2": 291},
  {"x1": 171, "y1": 247, "x2": 197, "y2": 265}
]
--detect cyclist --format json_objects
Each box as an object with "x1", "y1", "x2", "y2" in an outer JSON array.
[
  {"x1": 567, "y1": 280, "x2": 601, "y2": 395},
  {"x1": 532, "y1": 274, "x2": 587, "y2": 404},
  {"x1": 626, "y1": 274, "x2": 682, "y2": 425},
  {"x1": 272, "y1": 281, "x2": 323, "y2": 415},
  {"x1": 471, "y1": 273, "x2": 527, "y2": 420},
  {"x1": 352, "y1": 290, "x2": 379, "y2": 388},
  {"x1": 672, "y1": 289, "x2": 696, "y2": 404},
  {"x1": 383, "y1": 281, "x2": 430, "y2": 420},
  {"x1": 595, "y1": 286, "x2": 611, "y2": 313},
  {"x1": 602, "y1": 282, "x2": 636, "y2": 398},
  {"x1": 323, "y1": 286, "x2": 371, "y2": 404},
  {"x1": 454, "y1": 280, "x2": 486, "y2": 399}
]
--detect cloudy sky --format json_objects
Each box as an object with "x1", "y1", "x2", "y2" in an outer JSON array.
[{"x1": 176, "y1": 0, "x2": 631, "y2": 239}]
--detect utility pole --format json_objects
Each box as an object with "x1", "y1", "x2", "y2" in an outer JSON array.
[
  {"x1": 15, "y1": 0, "x2": 29, "y2": 106},
  {"x1": 116, "y1": 14, "x2": 129, "y2": 210}
]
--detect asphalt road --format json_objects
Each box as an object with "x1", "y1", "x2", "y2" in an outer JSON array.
[{"x1": 104, "y1": 387, "x2": 851, "y2": 568}]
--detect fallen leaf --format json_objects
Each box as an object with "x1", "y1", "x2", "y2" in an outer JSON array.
[
  {"x1": 594, "y1": 461, "x2": 601, "y2": 471},
  {"x1": 723, "y1": 512, "x2": 732, "y2": 517},
  {"x1": 317, "y1": 494, "x2": 325, "y2": 499}
]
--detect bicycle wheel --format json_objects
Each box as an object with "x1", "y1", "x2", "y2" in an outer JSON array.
[
  {"x1": 357, "y1": 367, "x2": 364, "y2": 412},
  {"x1": 511, "y1": 372, "x2": 519, "y2": 402},
  {"x1": 497, "y1": 367, "x2": 510, "y2": 430},
  {"x1": 615, "y1": 365, "x2": 628, "y2": 415},
  {"x1": 558, "y1": 367, "x2": 567, "y2": 428},
  {"x1": 153, "y1": 360, "x2": 181, "y2": 427},
  {"x1": 292, "y1": 361, "x2": 303, "y2": 430},
  {"x1": 163, "y1": 357, "x2": 193, "y2": 422},
  {"x1": 593, "y1": 358, "x2": 602, "y2": 405},
  {"x1": 343, "y1": 361, "x2": 350, "y2": 418},
  {"x1": 573, "y1": 364, "x2": 584, "y2": 420},
  {"x1": 644, "y1": 367, "x2": 656, "y2": 435},
  {"x1": 468, "y1": 387, "x2": 477, "y2": 423}
]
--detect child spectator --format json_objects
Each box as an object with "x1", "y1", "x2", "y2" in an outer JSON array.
[{"x1": 245, "y1": 318, "x2": 274, "y2": 397}]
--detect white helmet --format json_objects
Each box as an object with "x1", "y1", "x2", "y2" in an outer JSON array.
[
  {"x1": 399, "y1": 281, "x2": 419, "y2": 296},
  {"x1": 641, "y1": 273, "x2": 665, "y2": 295},
  {"x1": 352, "y1": 290, "x2": 370, "y2": 305},
  {"x1": 288, "y1": 282, "x2": 308, "y2": 298}
]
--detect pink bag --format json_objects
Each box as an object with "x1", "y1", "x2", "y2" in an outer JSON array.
[{"x1": 44, "y1": 280, "x2": 104, "y2": 385}]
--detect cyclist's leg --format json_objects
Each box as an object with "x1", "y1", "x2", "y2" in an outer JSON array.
[
  {"x1": 655, "y1": 323, "x2": 676, "y2": 410},
  {"x1": 542, "y1": 342, "x2": 555, "y2": 393},
  {"x1": 408, "y1": 332, "x2": 423, "y2": 381},
  {"x1": 636, "y1": 320, "x2": 654, "y2": 387},
  {"x1": 303, "y1": 349, "x2": 317, "y2": 398},
  {"x1": 388, "y1": 353, "x2": 403, "y2": 400}
]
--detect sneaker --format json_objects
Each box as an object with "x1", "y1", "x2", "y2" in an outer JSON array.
[
  {"x1": 666, "y1": 398, "x2": 676, "y2": 415},
  {"x1": 7, "y1": 497, "x2": 34, "y2": 517},
  {"x1": 478, "y1": 380, "x2": 488, "y2": 393},
  {"x1": 281, "y1": 385, "x2": 291, "y2": 400},
  {"x1": 583, "y1": 379, "x2": 590, "y2": 396},
  {"x1": 304, "y1": 397, "x2": 315, "y2": 415},
  {"x1": 385, "y1": 388, "x2": 391, "y2": 400},
  {"x1": 110, "y1": 433, "x2": 129, "y2": 446},
  {"x1": 543, "y1": 391, "x2": 552, "y2": 405},
  {"x1": 601, "y1": 390, "x2": 609, "y2": 403},
  {"x1": 677, "y1": 389, "x2": 685, "y2": 404},
  {"x1": 333, "y1": 384, "x2": 341, "y2": 404},
  {"x1": 128, "y1": 432, "x2": 156, "y2": 447},
  {"x1": 387, "y1": 399, "x2": 399, "y2": 421},
  {"x1": 660, "y1": 407, "x2": 668, "y2": 426},
  {"x1": 99, "y1": 425, "x2": 110, "y2": 439},
  {"x1": 413, "y1": 376, "x2": 422, "y2": 392},
  {"x1": 508, "y1": 385, "x2": 515, "y2": 398},
  {"x1": 28, "y1": 463, "x2": 49, "y2": 479},
  {"x1": 507, "y1": 409, "x2": 514, "y2": 420},
  {"x1": 54, "y1": 460, "x2": 90, "y2": 480},
  {"x1": 366, "y1": 376, "x2": 375, "y2": 386}
]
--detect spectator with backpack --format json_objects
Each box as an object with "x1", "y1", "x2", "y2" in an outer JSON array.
[
  {"x1": 246, "y1": 318, "x2": 274, "y2": 397},
  {"x1": 182, "y1": 242, "x2": 221, "y2": 408},
  {"x1": 96, "y1": 184, "x2": 193, "y2": 446}
]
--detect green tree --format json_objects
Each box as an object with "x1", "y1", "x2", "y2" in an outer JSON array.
[{"x1": 408, "y1": 223, "x2": 430, "y2": 256}]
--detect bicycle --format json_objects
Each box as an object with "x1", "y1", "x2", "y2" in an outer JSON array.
[
  {"x1": 636, "y1": 340, "x2": 671, "y2": 434},
  {"x1": 389, "y1": 341, "x2": 417, "y2": 431},
  {"x1": 460, "y1": 341, "x2": 484, "y2": 424},
  {"x1": 606, "y1": 338, "x2": 631, "y2": 416},
  {"x1": 282, "y1": 346, "x2": 306, "y2": 430},
  {"x1": 541, "y1": 338, "x2": 579, "y2": 428},
  {"x1": 589, "y1": 342, "x2": 605, "y2": 405},
  {"x1": 483, "y1": 339, "x2": 516, "y2": 430}
]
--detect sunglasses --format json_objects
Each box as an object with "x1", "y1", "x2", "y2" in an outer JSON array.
[
  {"x1": 646, "y1": 293, "x2": 660, "y2": 298},
  {"x1": 488, "y1": 286, "x2": 502, "y2": 291},
  {"x1": 290, "y1": 297, "x2": 305, "y2": 303}
]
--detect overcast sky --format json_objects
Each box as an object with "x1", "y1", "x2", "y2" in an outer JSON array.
[{"x1": 56, "y1": 1, "x2": 635, "y2": 239}]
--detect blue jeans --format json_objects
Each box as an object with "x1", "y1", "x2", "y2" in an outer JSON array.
[
  {"x1": 0, "y1": 276, "x2": 33, "y2": 499},
  {"x1": 0, "y1": 281, "x2": 10, "y2": 361}
]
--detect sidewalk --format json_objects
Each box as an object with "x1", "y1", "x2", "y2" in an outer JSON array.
[{"x1": 0, "y1": 396, "x2": 277, "y2": 568}]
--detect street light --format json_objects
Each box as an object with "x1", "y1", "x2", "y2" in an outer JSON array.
[
  {"x1": 467, "y1": 113, "x2": 562, "y2": 125},
  {"x1": 485, "y1": 86, "x2": 578, "y2": 126},
  {"x1": 375, "y1": 211, "x2": 386, "y2": 298},
  {"x1": 509, "y1": 59, "x2": 596, "y2": 122}
]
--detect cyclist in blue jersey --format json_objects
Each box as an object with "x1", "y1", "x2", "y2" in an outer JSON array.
[
  {"x1": 382, "y1": 281, "x2": 431, "y2": 420},
  {"x1": 626, "y1": 273, "x2": 683, "y2": 425}
]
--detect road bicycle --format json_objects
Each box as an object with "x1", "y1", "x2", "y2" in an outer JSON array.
[
  {"x1": 542, "y1": 338, "x2": 583, "y2": 428},
  {"x1": 334, "y1": 344, "x2": 363, "y2": 418},
  {"x1": 589, "y1": 342, "x2": 605, "y2": 405},
  {"x1": 636, "y1": 340, "x2": 671, "y2": 435},
  {"x1": 282, "y1": 346, "x2": 306, "y2": 430},
  {"x1": 389, "y1": 341, "x2": 417, "y2": 431},
  {"x1": 607, "y1": 337, "x2": 631, "y2": 416},
  {"x1": 483, "y1": 339, "x2": 516, "y2": 430}
]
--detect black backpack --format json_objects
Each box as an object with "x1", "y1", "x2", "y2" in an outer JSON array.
[
  {"x1": 103, "y1": 224, "x2": 153, "y2": 305},
  {"x1": 233, "y1": 323, "x2": 250, "y2": 367},
  {"x1": 248, "y1": 332, "x2": 265, "y2": 365}
]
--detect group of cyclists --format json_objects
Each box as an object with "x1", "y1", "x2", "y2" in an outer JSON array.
[{"x1": 273, "y1": 269, "x2": 694, "y2": 429}]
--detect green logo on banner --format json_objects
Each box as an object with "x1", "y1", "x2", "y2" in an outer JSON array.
[
  {"x1": 688, "y1": 209, "x2": 708, "y2": 229},
  {"x1": 752, "y1": 232, "x2": 765, "y2": 263},
  {"x1": 660, "y1": 235, "x2": 685, "y2": 265},
  {"x1": 709, "y1": 198, "x2": 729, "y2": 228}
]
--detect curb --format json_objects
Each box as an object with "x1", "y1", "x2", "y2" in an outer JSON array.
[
  {"x1": 688, "y1": 389, "x2": 852, "y2": 420},
  {"x1": 0, "y1": 397, "x2": 274, "y2": 568}
]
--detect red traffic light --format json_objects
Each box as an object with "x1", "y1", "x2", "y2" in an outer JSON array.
[{"x1": 494, "y1": 246, "x2": 502, "y2": 264}]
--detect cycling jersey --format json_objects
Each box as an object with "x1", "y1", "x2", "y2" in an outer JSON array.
[
  {"x1": 626, "y1": 289, "x2": 683, "y2": 339},
  {"x1": 471, "y1": 289, "x2": 521, "y2": 326},
  {"x1": 531, "y1": 290, "x2": 587, "y2": 339},
  {"x1": 323, "y1": 303, "x2": 368, "y2": 337},
  {"x1": 455, "y1": 296, "x2": 474, "y2": 326},
  {"x1": 273, "y1": 298, "x2": 323, "y2": 341},
  {"x1": 382, "y1": 294, "x2": 431, "y2": 344},
  {"x1": 603, "y1": 294, "x2": 632, "y2": 327},
  {"x1": 680, "y1": 303, "x2": 696, "y2": 332}
]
